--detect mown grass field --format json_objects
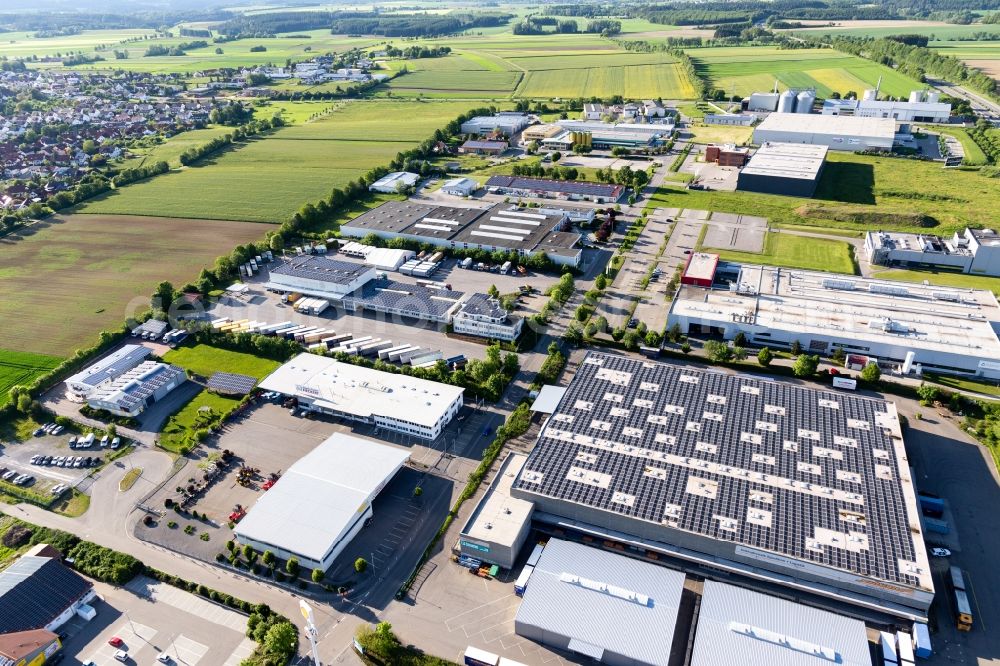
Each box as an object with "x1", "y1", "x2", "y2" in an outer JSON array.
[
  {"x1": 0, "y1": 350, "x2": 62, "y2": 407},
  {"x1": 704, "y1": 231, "x2": 857, "y2": 274},
  {"x1": 872, "y1": 268, "x2": 1000, "y2": 296},
  {"x1": 0, "y1": 29, "x2": 156, "y2": 59},
  {"x1": 162, "y1": 344, "x2": 280, "y2": 380},
  {"x1": 81, "y1": 100, "x2": 475, "y2": 223},
  {"x1": 789, "y1": 23, "x2": 998, "y2": 40},
  {"x1": 159, "y1": 390, "x2": 240, "y2": 454},
  {"x1": 0, "y1": 214, "x2": 271, "y2": 356},
  {"x1": 687, "y1": 124, "x2": 754, "y2": 145},
  {"x1": 647, "y1": 152, "x2": 1000, "y2": 237},
  {"x1": 689, "y1": 46, "x2": 922, "y2": 98}
]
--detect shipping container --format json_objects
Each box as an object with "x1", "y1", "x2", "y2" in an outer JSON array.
[
  {"x1": 950, "y1": 566, "x2": 966, "y2": 591},
  {"x1": 322, "y1": 334, "x2": 353, "y2": 347},
  {"x1": 463, "y1": 646, "x2": 499, "y2": 666},
  {"x1": 924, "y1": 517, "x2": 949, "y2": 534},
  {"x1": 514, "y1": 565, "x2": 534, "y2": 596},
  {"x1": 897, "y1": 632, "x2": 914, "y2": 662},
  {"x1": 409, "y1": 351, "x2": 443, "y2": 366},
  {"x1": 913, "y1": 623, "x2": 931, "y2": 659},
  {"x1": 918, "y1": 495, "x2": 945, "y2": 511},
  {"x1": 294, "y1": 327, "x2": 321, "y2": 342},
  {"x1": 388, "y1": 346, "x2": 417, "y2": 362},
  {"x1": 359, "y1": 340, "x2": 394, "y2": 356},
  {"x1": 833, "y1": 376, "x2": 857, "y2": 390},
  {"x1": 955, "y1": 590, "x2": 973, "y2": 630},
  {"x1": 303, "y1": 330, "x2": 331, "y2": 344},
  {"x1": 880, "y1": 632, "x2": 898, "y2": 663},
  {"x1": 526, "y1": 543, "x2": 544, "y2": 568},
  {"x1": 397, "y1": 347, "x2": 425, "y2": 363},
  {"x1": 379, "y1": 344, "x2": 411, "y2": 360}
]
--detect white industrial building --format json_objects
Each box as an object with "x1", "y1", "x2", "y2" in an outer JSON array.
[
  {"x1": 753, "y1": 112, "x2": 896, "y2": 151},
  {"x1": 668, "y1": 259, "x2": 1000, "y2": 379},
  {"x1": 746, "y1": 89, "x2": 816, "y2": 114},
  {"x1": 823, "y1": 89, "x2": 951, "y2": 123},
  {"x1": 458, "y1": 453, "x2": 534, "y2": 568},
  {"x1": 691, "y1": 581, "x2": 872, "y2": 666},
  {"x1": 514, "y1": 539, "x2": 686, "y2": 666},
  {"x1": 258, "y1": 352, "x2": 464, "y2": 439},
  {"x1": 233, "y1": 433, "x2": 409, "y2": 570},
  {"x1": 704, "y1": 113, "x2": 755, "y2": 126},
  {"x1": 440, "y1": 177, "x2": 480, "y2": 197},
  {"x1": 368, "y1": 171, "x2": 419, "y2": 193},
  {"x1": 452, "y1": 293, "x2": 524, "y2": 342},
  {"x1": 337, "y1": 241, "x2": 415, "y2": 271},
  {"x1": 865, "y1": 227, "x2": 1000, "y2": 277},
  {"x1": 85, "y1": 361, "x2": 186, "y2": 417},
  {"x1": 64, "y1": 344, "x2": 152, "y2": 400},
  {"x1": 460, "y1": 112, "x2": 531, "y2": 137}
]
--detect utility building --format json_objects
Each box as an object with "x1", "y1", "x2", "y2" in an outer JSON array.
[{"x1": 865, "y1": 227, "x2": 1000, "y2": 277}]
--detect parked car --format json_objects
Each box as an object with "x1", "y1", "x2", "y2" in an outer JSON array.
[
  {"x1": 100, "y1": 435, "x2": 109, "y2": 447},
  {"x1": 157, "y1": 654, "x2": 172, "y2": 664},
  {"x1": 2, "y1": 471, "x2": 16, "y2": 481},
  {"x1": 930, "y1": 547, "x2": 952, "y2": 557},
  {"x1": 110, "y1": 437, "x2": 122, "y2": 450},
  {"x1": 114, "y1": 649, "x2": 128, "y2": 663},
  {"x1": 108, "y1": 637, "x2": 124, "y2": 648}
]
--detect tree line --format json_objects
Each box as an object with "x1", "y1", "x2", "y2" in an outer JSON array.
[{"x1": 178, "y1": 115, "x2": 285, "y2": 166}]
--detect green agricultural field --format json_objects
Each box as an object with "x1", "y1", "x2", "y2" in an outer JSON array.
[
  {"x1": 125, "y1": 127, "x2": 235, "y2": 169},
  {"x1": 703, "y1": 231, "x2": 856, "y2": 274},
  {"x1": 0, "y1": 29, "x2": 156, "y2": 59},
  {"x1": 646, "y1": 151, "x2": 1000, "y2": 237},
  {"x1": 0, "y1": 214, "x2": 271, "y2": 357},
  {"x1": 789, "y1": 23, "x2": 1000, "y2": 40},
  {"x1": 687, "y1": 124, "x2": 754, "y2": 145},
  {"x1": 0, "y1": 350, "x2": 62, "y2": 407},
  {"x1": 162, "y1": 344, "x2": 280, "y2": 380},
  {"x1": 689, "y1": 46, "x2": 922, "y2": 98},
  {"x1": 385, "y1": 69, "x2": 522, "y2": 98},
  {"x1": 80, "y1": 100, "x2": 476, "y2": 223}
]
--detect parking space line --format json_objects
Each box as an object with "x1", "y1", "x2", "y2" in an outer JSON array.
[{"x1": 222, "y1": 638, "x2": 255, "y2": 666}]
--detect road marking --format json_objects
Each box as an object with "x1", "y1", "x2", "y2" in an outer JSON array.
[
  {"x1": 222, "y1": 638, "x2": 255, "y2": 666},
  {"x1": 965, "y1": 572, "x2": 988, "y2": 632},
  {"x1": 125, "y1": 576, "x2": 247, "y2": 633}
]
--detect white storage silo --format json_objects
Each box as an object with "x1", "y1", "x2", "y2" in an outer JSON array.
[
  {"x1": 863, "y1": 89, "x2": 877, "y2": 101},
  {"x1": 926, "y1": 91, "x2": 941, "y2": 103},
  {"x1": 908, "y1": 90, "x2": 925, "y2": 103},
  {"x1": 778, "y1": 89, "x2": 797, "y2": 113},
  {"x1": 795, "y1": 90, "x2": 815, "y2": 114}
]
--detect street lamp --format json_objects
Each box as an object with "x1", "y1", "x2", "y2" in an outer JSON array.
[{"x1": 299, "y1": 600, "x2": 321, "y2": 666}]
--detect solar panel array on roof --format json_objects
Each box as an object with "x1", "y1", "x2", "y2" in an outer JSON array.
[
  {"x1": 0, "y1": 556, "x2": 92, "y2": 633},
  {"x1": 270, "y1": 256, "x2": 372, "y2": 285},
  {"x1": 207, "y1": 372, "x2": 258, "y2": 395},
  {"x1": 66, "y1": 344, "x2": 151, "y2": 388},
  {"x1": 342, "y1": 278, "x2": 464, "y2": 320},
  {"x1": 486, "y1": 175, "x2": 624, "y2": 199},
  {"x1": 513, "y1": 352, "x2": 926, "y2": 591}
]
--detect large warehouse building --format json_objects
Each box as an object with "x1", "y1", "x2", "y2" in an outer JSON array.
[
  {"x1": 234, "y1": 433, "x2": 409, "y2": 570},
  {"x1": 865, "y1": 227, "x2": 1000, "y2": 277},
  {"x1": 64, "y1": 344, "x2": 151, "y2": 400},
  {"x1": 510, "y1": 352, "x2": 934, "y2": 620},
  {"x1": 485, "y1": 175, "x2": 624, "y2": 204},
  {"x1": 691, "y1": 581, "x2": 872, "y2": 666},
  {"x1": 258, "y1": 352, "x2": 464, "y2": 440},
  {"x1": 84, "y1": 360, "x2": 186, "y2": 417},
  {"x1": 668, "y1": 259, "x2": 1000, "y2": 379},
  {"x1": 753, "y1": 112, "x2": 896, "y2": 151},
  {"x1": 514, "y1": 539, "x2": 685, "y2": 666},
  {"x1": 340, "y1": 200, "x2": 583, "y2": 266},
  {"x1": 736, "y1": 142, "x2": 828, "y2": 197}
]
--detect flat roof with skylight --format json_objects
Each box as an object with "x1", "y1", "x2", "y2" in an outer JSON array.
[{"x1": 512, "y1": 352, "x2": 933, "y2": 618}]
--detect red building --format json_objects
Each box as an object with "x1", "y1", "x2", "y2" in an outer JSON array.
[
  {"x1": 681, "y1": 252, "x2": 719, "y2": 287},
  {"x1": 705, "y1": 145, "x2": 750, "y2": 167}
]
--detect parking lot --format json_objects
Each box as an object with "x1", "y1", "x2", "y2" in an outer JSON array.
[
  {"x1": 62, "y1": 577, "x2": 251, "y2": 666},
  {"x1": 0, "y1": 426, "x2": 111, "y2": 496},
  {"x1": 135, "y1": 398, "x2": 501, "y2": 586}
]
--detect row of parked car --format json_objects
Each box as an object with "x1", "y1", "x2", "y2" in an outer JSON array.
[
  {"x1": 0, "y1": 468, "x2": 34, "y2": 486},
  {"x1": 70, "y1": 433, "x2": 121, "y2": 449},
  {"x1": 30, "y1": 454, "x2": 101, "y2": 469},
  {"x1": 33, "y1": 422, "x2": 65, "y2": 437}
]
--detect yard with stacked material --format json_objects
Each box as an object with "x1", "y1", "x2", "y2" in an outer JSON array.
[
  {"x1": 0, "y1": 215, "x2": 271, "y2": 357},
  {"x1": 689, "y1": 46, "x2": 922, "y2": 98},
  {"x1": 80, "y1": 100, "x2": 476, "y2": 223},
  {"x1": 0, "y1": 351, "x2": 62, "y2": 407}
]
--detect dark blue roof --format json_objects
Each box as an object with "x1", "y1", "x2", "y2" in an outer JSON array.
[{"x1": 0, "y1": 556, "x2": 92, "y2": 633}]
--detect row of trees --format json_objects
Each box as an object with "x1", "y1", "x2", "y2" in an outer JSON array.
[{"x1": 178, "y1": 115, "x2": 284, "y2": 166}]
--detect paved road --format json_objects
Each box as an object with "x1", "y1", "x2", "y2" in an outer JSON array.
[{"x1": 927, "y1": 77, "x2": 1000, "y2": 119}]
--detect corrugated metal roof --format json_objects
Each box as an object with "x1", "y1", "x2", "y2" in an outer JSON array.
[
  {"x1": 691, "y1": 581, "x2": 871, "y2": 666},
  {"x1": 529, "y1": 386, "x2": 566, "y2": 414},
  {"x1": 515, "y1": 539, "x2": 684, "y2": 666},
  {"x1": 0, "y1": 556, "x2": 92, "y2": 633}
]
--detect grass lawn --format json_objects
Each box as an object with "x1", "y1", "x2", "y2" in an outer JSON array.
[
  {"x1": 81, "y1": 100, "x2": 477, "y2": 223},
  {"x1": 0, "y1": 350, "x2": 62, "y2": 408},
  {"x1": 159, "y1": 390, "x2": 240, "y2": 454},
  {"x1": 687, "y1": 124, "x2": 753, "y2": 146},
  {"x1": 52, "y1": 489, "x2": 91, "y2": 517},
  {"x1": 924, "y1": 373, "x2": 1000, "y2": 398},
  {"x1": 162, "y1": 344, "x2": 281, "y2": 380},
  {"x1": 0, "y1": 214, "x2": 270, "y2": 356},
  {"x1": 647, "y1": 151, "x2": 1000, "y2": 236},
  {"x1": 703, "y1": 231, "x2": 857, "y2": 274},
  {"x1": 871, "y1": 267, "x2": 1000, "y2": 296}
]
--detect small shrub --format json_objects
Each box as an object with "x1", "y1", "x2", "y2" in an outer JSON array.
[
  {"x1": 167, "y1": 521, "x2": 178, "y2": 529},
  {"x1": 200, "y1": 532, "x2": 210, "y2": 542},
  {"x1": 184, "y1": 525, "x2": 195, "y2": 535}
]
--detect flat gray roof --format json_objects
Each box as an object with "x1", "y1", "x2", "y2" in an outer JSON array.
[
  {"x1": 340, "y1": 200, "x2": 436, "y2": 234},
  {"x1": 270, "y1": 256, "x2": 372, "y2": 285},
  {"x1": 461, "y1": 453, "x2": 534, "y2": 547},
  {"x1": 755, "y1": 112, "x2": 896, "y2": 141},
  {"x1": 516, "y1": 539, "x2": 685, "y2": 666},
  {"x1": 691, "y1": 580, "x2": 871, "y2": 666},
  {"x1": 742, "y1": 142, "x2": 828, "y2": 181},
  {"x1": 513, "y1": 352, "x2": 932, "y2": 593}
]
